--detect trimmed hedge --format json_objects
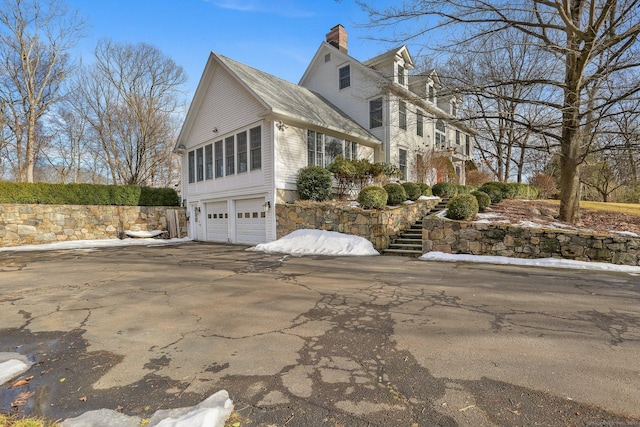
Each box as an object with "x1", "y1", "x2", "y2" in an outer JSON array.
[
  {"x1": 432, "y1": 182, "x2": 458, "y2": 198},
  {"x1": 418, "y1": 183, "x2": 432, "y2": 197},
  {"x1": 401, "y1": 182, "x2": 422, "y2": 201},
  {"x1": 471, "y1": 190, "x2": 491, "y2": 212},
  {"x1": 0, "y1": 182, "x2": 179, "y2": 206},
  {"x1": 357, "y1": 185, "x2": 388, "y2": 209},
  {"x1": 383, "y1": 183, "x2": 407, "y2": 205},
  {"x1": 446, "y1": 194, "x2": 479, "y2": 220},
  {"x1": 479, "y1": 182, "x2": 540, "y2": 202},
  {"x1": 296, "y1": 166, "x2": 333, "y2": 201}
]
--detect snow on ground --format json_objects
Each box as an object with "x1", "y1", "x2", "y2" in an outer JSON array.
[
  {"x1": 0, "y1": 237, "x2": 192, "y2": 252},
  {"x1": 249, "y1": 229, "x2": 379, "y2": 256}
]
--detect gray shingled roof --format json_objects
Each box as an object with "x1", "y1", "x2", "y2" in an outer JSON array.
[{"x1": 215, "y1": 53, "x2": 379, "y2": 145}]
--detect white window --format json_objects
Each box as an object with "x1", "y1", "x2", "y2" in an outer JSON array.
[
  {"x1": 339, "y1": 65, "x2": 350, "y2": 90},
  {"x1": 435, "y1": 119, "x2": 446, "y2": 149},
  {"x1": 428, "y1": 85, "x2": 435, "y2": 103},
  {"x1": 370, "y1": 98, "x2": 383, "y2": 129},
  {"x1": 205, "y1": 144, "x2": 213, "y2": 179},
  {"x1": 399, "y1": 148, "x2": 407, "y2": 180},
  {"x1": 196, "y1": 147, "x2": 204, "y2": 182},
  {"x1": 307, "y1": 130, "x2": 358, "y2": 167},
  {"x1": 399, "y1": 101, "x2": 407, "y2": 130},
  {"x1": 397, "y1": 64, "x2": 405, "y2": 86},
  {"x1": 417, "y1": 111, "x2": 424, "y2": 137},
  {"x1": 249, "y1": 126, "x2": 261, "y2": 170}
]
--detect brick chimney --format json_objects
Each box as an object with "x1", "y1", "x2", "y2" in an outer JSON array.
[{"x1": 326, "y1": 24, "x2": 348, "y2": 53}]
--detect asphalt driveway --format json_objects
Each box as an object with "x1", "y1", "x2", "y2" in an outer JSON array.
[{"x1": 1, "y1": 242, "x2": 639, "y2": 426}]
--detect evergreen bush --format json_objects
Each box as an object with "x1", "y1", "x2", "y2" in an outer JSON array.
[
  {"x1": 446, "y1": 194, "x2": 479, "y2": 220},
  {"x1": 296, "y1": 166, "x2": 333, "y2": 201},
  {"x1": 383, "y1": 183, "x2": 407, "y2": 205},
  {"x1": 431, "y1": 182, "x2": 458, "y2": 198},
  {"x1": 357, "y1": 185, "x2": 388, "y2": 209},
  {"x1": 479, "y1": 183, "x2": 504, "y2": 204},
  {"x1": 471, "y1": 190, "x2": 491, "y2": 212},
  {"x1": 418, "y1": 183, "x2": 432, "y2": 196},
  {"x1": 401, "y1": 182, "x2": 422, "y2": 201}
]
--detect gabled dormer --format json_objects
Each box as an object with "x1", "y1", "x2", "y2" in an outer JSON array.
[{"x1": 363, "y1": 45, "x2": 414, "y2": 89}]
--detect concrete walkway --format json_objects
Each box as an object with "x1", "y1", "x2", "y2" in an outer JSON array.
[{"x1": 1, "y1": 243, "x2": 639, "y2": 426}]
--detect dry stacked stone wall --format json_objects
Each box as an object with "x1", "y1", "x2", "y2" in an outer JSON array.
[
  {"x1": 0, "y1": 204, "x2": 187, "y2": 247},
  {"x1": 423, "y1": 215, "x2": 640, "y2": 266},
  {"x1": 277, "y1": 199, "x2": 439, "y2": 250}
]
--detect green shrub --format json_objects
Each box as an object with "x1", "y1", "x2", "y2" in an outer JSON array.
[
  {"x1": 0, "y1": 182, "x2": 179, "y2": 206},
  {"x1": 454, "y1": 184, "x2": 476, "y2": 194},
  {"x1": 431, "y1": 182, "x2": 458, "y2": 198},
  {"x1": 446, "y1": 194, "x2": 479, "y2": 220},
  {"x1": 327, "y1": 156, "x2": 356, "y2": 199},
  {"x1": 479, "y1": 183, "x2": 504, "y2": 204},
  {"x1": 383, "y1": 183, "x2": 407, "y2": 205},
  {"x1": 418, "y1": 183, "x2": 432, "y2": 197},
  {"x1": 357, "y1": 185, "x2": 388, "y2": 209},
  {"x1": 296, "y1": 166, "x2": 333, "y2": 201},
  {"x1": 401, "y1": 182, "x2": 422, "y2": 201},
  {"x1": 471, "y1": 190, "x2": 491, "y2": 212}
]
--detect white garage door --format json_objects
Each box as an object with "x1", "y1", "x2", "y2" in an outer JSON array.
[
  {"x1": 236, "y1": 198, "x2": 266, "y2": 244},
  {"x1": 205, "y1": 201, "x2": 228, "y2": 242}
]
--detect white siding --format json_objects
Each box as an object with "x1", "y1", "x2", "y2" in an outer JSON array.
[{"x1": 275, "y1": 125, "x2": 308, "y2": 191}]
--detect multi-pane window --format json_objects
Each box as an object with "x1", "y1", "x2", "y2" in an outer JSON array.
[
  {"x1": 225, "y1": 136, "x2": 235, "y2": 175},
  {"x1": 370, "y1": 98, "x2": 382, "y2": 128},
  {"x1": 452, "y1": 103, "x2": 457, "y2": 116},
  {"x1": 308, "y1": 130, "x2": 358, "y2": 166},
  {"x1": 435, "y1": 119, "x2": 446, "y2": 149},
  {"x1": 428, "y1": 85, "x2": 435, "y2": 103},
  {"x1": 215, "y1": 140, "x2": 223, "y2": 178},
  {"x1": 399, "y1": 101, "x2": 407, "y2": 130},
  {"x1": 399, "y1": 149, "x2": 407, "y2": 181},
  {"x1": 237, "y1": 131, "x2": 247, "y2": 173},
  {"x1": 416, "y1": 111, "x2": 424, "y2": 137},
  {"x1": 249, "y1": 126, "x2": 261, "y2": 170},
  {"x1": 188, "y1": 151, "x2": 195, "y2": 183},
  {"x1": 205, "y1": 144, "x2": 213, "y2": 180},
  {"x1": 397, "y1": 64, "x2": 405, "y2": 85},
  {"x1": 196, "y1": 147, "x2": 204, "y2": 182},
  {"x1": 466, "y1": 134, "x2": 471, "y2": 156},
  {"x1": 339, "y1": 65, "x2": 350, "y2": 90},
  {"x1": 456, "y1": 130, "x2": 461, "y2": 146}
]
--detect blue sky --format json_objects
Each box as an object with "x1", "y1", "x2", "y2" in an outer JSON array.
[{"x1": 64, "y1": 0, "x2": 419, "y2": 99}]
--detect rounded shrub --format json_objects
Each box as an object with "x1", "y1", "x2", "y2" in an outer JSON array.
[
  {"x1": 471, "y1": 190, "x2": 491, "y2": 212},
  {"x1": 418, "y1": 183, "x2": 432, "y2": 197},
  {"x1": 296, "y1": 166, "x2": 333, "y2": 201},
  {"x1": 401, "y1": 182, "x2": 422, "y2": 201},
  {"x1": 479, "y1": 183, "x2": 504, "y2": 204},
  {"x1": 431, "y1": 182, "x2": 458, "y2": 198},
  {"x1": 357, "y1": 185, "x2": 388, "y2": 209},
  {"x1": 383, "y1": 183, "x2": 407, "y2": 205},
  {"x1": 446, "y1": 194, "x2": 479, "y2": 220}
]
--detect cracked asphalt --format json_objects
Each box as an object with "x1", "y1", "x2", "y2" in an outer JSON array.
[{"x1": 1, "y1": 242, "x2": 639, "y2": 426}]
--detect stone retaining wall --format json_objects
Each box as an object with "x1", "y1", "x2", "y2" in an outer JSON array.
[
  {"x1": 423, "y1": 214, "x2": 640, "y2": 266},
  {"x1": 277, "y1": 199, "x2": 440, "y2": 250},
  {"x1": 0, "y1": 204, "x2": 187, "y2": 247}
]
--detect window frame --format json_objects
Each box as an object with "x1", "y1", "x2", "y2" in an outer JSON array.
[
  {"x1": 237, "y1": 130, "x2": 248, "y2": 174},
  {"x1": 397, "y1": 64, "x2": 405, "y2": 86},
  {"x1": 196, "y1": 147, "x2": 204, "y2": 182},
  {"x1": 399, "y1": 148, "x2": 407, "y2": 181},
  {"x1": 188, "y1": 150, "x2": 195, "y2": 183},
  {"x1": 214, "y1": 140, "x2": 223, "y2": 178},
  {"x1": 205, "y1": 144, "x2": 213, "y2": 180},
  {"x1": 369, "y1": 97, "x2": 383, "y2": 129},
  {"x1": 338, "y1": 64, "x2": 350, "y2": 90},
  {"x1": 399, "y1": 101, "x2": 407, "y2": 130},
  {"x1": 416, "y1": 110, "x2": 424, "y2": 137},
  {"x1": 249, "y1": 126, "x2": 262, "y2": 171},
  {"x1": 225, "y1": 136, "x2": 235, "y2": 176}
]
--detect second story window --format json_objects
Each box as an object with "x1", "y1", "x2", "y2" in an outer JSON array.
[
  {"x1": 456, "y1": 130, "x2": 461, "y2": 145},
  {"x1": 417, "y1": 111, "x2": 424, "y2": 137},
  {"x1": 399, "y1": 101, "x2": 407, "y2": 130},
  {"x1": 428, "y1": 85, "x2": 435, "y2": 103},
  {"x1": 452, "y1": 103, "x2": 457, "y2": 116},
  {"x1": 397, "y1": 64, "x2": 405, "y2": 86},
  {"x1": 466, "y1": 134, "x2": 471, "y2": 155},
  {"x1": 435, "y1": 119, "x2": 446, "y2": 149},
  {"x1": 339, "y1": 65, "x2": 350, "y2": 90},
  {"x1": 370, "y1": 98, "x2": 382, "y2": 129}
]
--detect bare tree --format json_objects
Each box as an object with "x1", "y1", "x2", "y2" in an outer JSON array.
[
  {"x1": 359, "y1": 0, "x2": 640, "y2": 223},
  {"x1": 75, "y1": 39, "x2": 186, "y2": 186},
  {"x1": 0, "y1": 0, "x2": 87, "y2": 182}
]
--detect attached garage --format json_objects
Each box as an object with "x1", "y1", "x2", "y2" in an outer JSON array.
[
  {"x1": 235, "y1": 198, "x2": 267, "y2": 244},
  {"x1": 205, "y1": 201, "x2": 228, "y2": 242}
]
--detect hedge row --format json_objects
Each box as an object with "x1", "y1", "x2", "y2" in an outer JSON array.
[{"x1": 0, "y1": 182, "x2": 180, "y2": 206}]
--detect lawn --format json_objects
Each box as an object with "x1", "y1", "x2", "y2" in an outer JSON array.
[{"x1": 541, "y1": 200, "x2": 640, "y2": 217}]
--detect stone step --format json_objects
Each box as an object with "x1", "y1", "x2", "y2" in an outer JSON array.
[
  {"x1": 394, "y1": 238, "x2": 422, "y2": 243},
  {"x1": 382, "y1": 248, "x2": 423, "y2": 257},
  {"x1": 388, "y1": 243, "x2": 422, "y2": 249}
]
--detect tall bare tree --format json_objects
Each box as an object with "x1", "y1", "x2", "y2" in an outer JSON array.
[
  {"x1": 75, "y1": 39, "x2": 186, "y2": 186},
  {"x1": 360, "y1": 0, "x2": 640, "y2": 223},
  {"x1": 0, "y1": 0, "x2": 86, "y2": 182}
]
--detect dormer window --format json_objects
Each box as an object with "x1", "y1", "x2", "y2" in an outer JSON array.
[
  {"x1": 397, "y1": 64, "x2": 405, "y2": 86},
  {"x1": 452, "y1": 102, "x2": 457, "y2": 116},
  {"x1": 428, "y1": 85, "x2": 435, "y2": 103},
  {"x1": 339, "y1": 65, "x2": 350, "y2": 89}
]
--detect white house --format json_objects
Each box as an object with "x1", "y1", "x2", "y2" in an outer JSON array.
[{"x1": 175, "y1": 24, "x2": 476, "y2": 245}]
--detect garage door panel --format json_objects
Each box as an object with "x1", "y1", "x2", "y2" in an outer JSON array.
[
  {"x1": 206, "y1": 201, "x2": 228, "y2": 242},
  {"x1": 236, "y1": 198, "x2": 266, "y2": 244}
]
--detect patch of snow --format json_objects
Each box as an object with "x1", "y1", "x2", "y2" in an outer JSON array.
[
  {"x1": 402, "y1": 200, "x2": 415, "y2": 205},
  {"x1": 516, "y1": 221, "x2": 544, "y2": 228},
  {"x1": 0, "y1": 237, "x2": 192, "y2": 252},
  {"x1": 476, "y1": 212, "x2": 504, "y2": 220},
  {"x1": 249, "y1": 229, "x2": 379, "y2": 256},
  {"x1": 349, "y1": 201, "x2": 360, "y2": 207},
  {"x1": 0, "y1": 353, "x2": 32, "y2": 385},
  {"x1": 436, "y1": 210, "x2": 448, "y2": 218},
  {"x1": 124, "y1": 230, "x2": 166, "y2": 238},
  {"x1": 418, "y1": 195, "x2": 440, "y2": 200},
  {"x1": 60, "y1": 390, "x2": 233, "y2": 427},
  {"x1": 614, "y1": 231, "x2": 639, "y2": 237},
  {"x1": 549, "y1": 222, "x2": 576, "y2": 229},
  {"x1": 420, "y1": 251, "x2": 640, "y2": 274}
]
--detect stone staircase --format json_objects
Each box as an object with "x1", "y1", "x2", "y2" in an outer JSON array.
[{"x1": 382, "y1": 197, "x2": 449, "y2": 257}]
